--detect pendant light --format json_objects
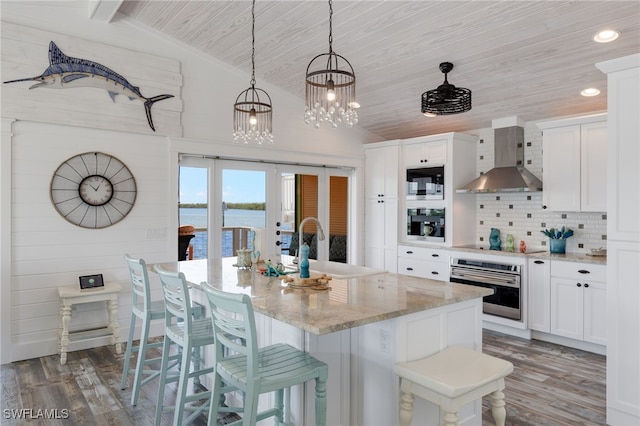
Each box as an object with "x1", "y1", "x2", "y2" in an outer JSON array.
[
  {"x1": 304, "y1": 0, "x2": 358, "y2": 129},
  {"x1": 233, "y1": 0, "x2": 273, "y2": 145},
  {"x1": 421, "y1": 62, "x2": 472, "y2": 116}
]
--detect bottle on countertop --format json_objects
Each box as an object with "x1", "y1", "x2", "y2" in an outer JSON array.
[{"x1": 300, "y1": 243, "x2": 310, "y2": 278}]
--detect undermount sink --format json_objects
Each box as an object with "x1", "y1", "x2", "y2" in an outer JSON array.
[{"x1": 307, "y1": 260, "x2": 387, "y2": 279}]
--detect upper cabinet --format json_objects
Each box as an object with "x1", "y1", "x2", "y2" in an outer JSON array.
[
  {"x1": 402, "y1": 138, "x2": 447, "y2": 168},
  {"x1": 365, "y1": 142, "x2": 400, "y2": 199},
  {"x1": 538, "y1": 114, "x2": 607, "y2": 212}
]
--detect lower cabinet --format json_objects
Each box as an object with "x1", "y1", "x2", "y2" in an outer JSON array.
[
  {"x1": 528, "y1": 258, "x2": 551, "y2": 333},
  {"x1": 397, "y1": 244, "x2": 449, "y2": 281},
  {"x1": 549, "y1": 261, "x2": 607, "y2": 346}
]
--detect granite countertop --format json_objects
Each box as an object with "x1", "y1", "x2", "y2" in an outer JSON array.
[
  {"x1": 150, "y1": 258, "x2": 492, "y2": 335},
  {"x1": 405, "y1": 242, "x2": 607, "y2": 265},
  {"x1": 525, "y1": 251, "x2": 607, "y2": 266}
]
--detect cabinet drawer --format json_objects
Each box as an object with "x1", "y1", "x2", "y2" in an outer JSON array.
[
  {"x1": 551, "y1": 261, "x2": 606, "y2": 282},
  {"x1": 397, "y1": 245, "x2": 448, "y2": 263},
  {"x1": 397, "y1": 258, "x2": 450, "y2": 281}
]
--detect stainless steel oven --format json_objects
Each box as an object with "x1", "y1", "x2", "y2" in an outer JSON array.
[{"x1": 449, "y1": 258, "x2": 522, "y2": 321}]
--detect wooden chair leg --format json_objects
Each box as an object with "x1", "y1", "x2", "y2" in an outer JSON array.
[
  {"x1": 315, "y1": 376, "x2": 327, "y2": 426},
  {"x1": 490, "y1": 389, "x2": 507, "y2": 426},
  {"x1": 274, "y1": 389, "x2": 284, "y2": 425},
  {"x1": 121, "y1": 314, "x2": 137, "y2": 390},
  {"x1": 399, "y1": 383, "x2": 415, "y2": 426},
  {"x1": 131, "y1": 315, "x2": 151, "y2": 406},
  {"x1": 173, "y1": 342, "x2": 193, "y2": 426},
  {"x1": 154, "y1": 338, "x2": 173, "y2": 426}
]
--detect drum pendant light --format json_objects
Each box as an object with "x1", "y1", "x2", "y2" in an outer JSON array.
[
  {"x1": 233, "y1": 0, "x2": 273, "y2": 145},
  {"x1": 304, "y1": 0, "x2": 358, "y2": 129},
  {"x1": 421, "y1": 62, "x2": 472, "y2": 116}
]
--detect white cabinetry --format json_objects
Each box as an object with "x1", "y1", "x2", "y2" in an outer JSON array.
[
  {"x1": 365, "y1": 142, "x2": 399, "y2": 272},
  {"x1": 527, "y1": 258, "x2": 551, "y2": 333},
  {"x1": 400, "y1": 133, "x2": 477, "y2": 247},
  {"x1": 549, "y1": 262, "x2": 607, "y2": 346},
  {"x1": 597, "y1": 53, "x2": 640, "y2": 425},
  {"x1": 397, "y1": 244, "x2": 449, "y2": 281},
  {"x1": 402, "y1": 138, "x2": 447, "y2": 168},
  {"x1": 538, "y1": 114, "x2": 607, "y2": 212},
  {"x1": 365, "y1": 142, "x2": 400, "y2": 199}
]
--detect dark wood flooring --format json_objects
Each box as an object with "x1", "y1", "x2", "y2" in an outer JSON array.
[{"x1": 0, "y1": 330, "x2": 605, "y2": 425}]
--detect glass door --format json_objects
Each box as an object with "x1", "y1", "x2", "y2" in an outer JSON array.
[{"x1": 179, "y1": 156, "x2": 352, "y2": 263}]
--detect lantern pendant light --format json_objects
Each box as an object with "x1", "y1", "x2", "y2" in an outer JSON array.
[
  {"x1": 233, "y1": 0, "x2": 273, "y2": 145},
  {"x1": 304, "y1": 0, "x2": 358, "y2": 129}
]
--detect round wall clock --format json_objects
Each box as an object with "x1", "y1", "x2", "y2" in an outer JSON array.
[{"x1": 50, "y1": 152, "x2": 137, "y2": 229}]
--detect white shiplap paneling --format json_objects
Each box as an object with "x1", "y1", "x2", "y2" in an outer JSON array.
[
  {"x1": 1, "y1": 21, "x2": 183, "y2": 137},
  {"x1": 9, "y1": 120, "x2": 169, "y2": 360}
]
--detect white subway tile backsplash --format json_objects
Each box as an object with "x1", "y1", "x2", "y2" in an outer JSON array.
[{"x1": 471, "y1": 122, "x2": 606, "y2": 254}]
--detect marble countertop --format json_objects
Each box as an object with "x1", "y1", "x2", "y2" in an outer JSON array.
[
  {"x1": 150, "y1": 258, "x2": 492, "y2": 335},
  {"x1": 403, "y1": 242, "x2": 607, "y2": 265}
]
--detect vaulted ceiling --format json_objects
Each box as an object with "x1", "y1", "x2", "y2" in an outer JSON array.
[{"x1": 108, "y1": 1, "x2": 639, "y2": 141}]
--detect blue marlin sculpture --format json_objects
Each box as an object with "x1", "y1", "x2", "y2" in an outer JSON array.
[{"x1": 3, "y1": 41, "x2": 173, "y2": 131}]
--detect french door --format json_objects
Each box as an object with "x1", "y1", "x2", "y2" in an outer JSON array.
[{"x1": 179, "y1": 156, "x2": 351, "y2": 263}]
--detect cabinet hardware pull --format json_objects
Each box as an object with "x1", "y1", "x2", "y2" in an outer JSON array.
[
  {"x1": 431, "y1": 271, "x2": 439, "y2": 275},
  {"x1": 432, "y1": 254, "x2": 439, "y2": 257},
  {"x1": 577, "y1": 283, "x2": 582, "y2": 287},
  {"x1": 275, "y1": 241, "x2": 281, "y2": 246},
  {"x1": 406, "y1": 267, "x2": 413, "y2": 271},
  {"x1": 584, "y1": 283, "x2": 590, "y2": 288},
  {"x1": 406, "y1": 251, "x2": 413, "y2": 254},
  {"x1": 534, "y1": 260, "x2": 544, "y2": 264},
  {"x1": 578, "y1": 269, "x2": 590, "y2": 274}
]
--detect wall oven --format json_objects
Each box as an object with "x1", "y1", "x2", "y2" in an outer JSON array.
[{"x1": 449, "y1": 258, "x2": 522, "y2": 321}]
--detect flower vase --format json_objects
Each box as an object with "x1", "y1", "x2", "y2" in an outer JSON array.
[{"x1": 549, "y1": 239, "x2": 566, "y2": 254}]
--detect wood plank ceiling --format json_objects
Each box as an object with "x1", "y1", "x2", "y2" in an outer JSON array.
[{"x1": 115, "y1": 1, "x2": 640, "y2": 141}]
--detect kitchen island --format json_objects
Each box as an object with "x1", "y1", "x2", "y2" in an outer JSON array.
[{"x1": 151, "y1": 258, "x2": 492, "y2": 426}]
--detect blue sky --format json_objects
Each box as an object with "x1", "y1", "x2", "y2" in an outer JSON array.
[{"x1": 179, "y1": 167, "x2": 266, "y2": 204}]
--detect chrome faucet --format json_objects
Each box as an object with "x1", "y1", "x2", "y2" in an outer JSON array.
[{"x1": 295, "y1": 217, "x2": 325, "y2": 267}]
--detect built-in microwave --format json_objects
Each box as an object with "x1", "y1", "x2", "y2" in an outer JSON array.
[
  {"x1": 406, "y1": 166, "x2": 444, "y2": 200},
  {"x1": 406, "y1": 207, "x2": 445, "y2": 242}
]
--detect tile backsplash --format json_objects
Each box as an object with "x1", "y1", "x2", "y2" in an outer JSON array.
[{"x1": 468, "y1": 123, "x2": 607, "y2": 254}]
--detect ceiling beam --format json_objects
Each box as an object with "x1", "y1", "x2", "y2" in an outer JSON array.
[{"x1": 88, "y1": 0, "x2": 123, "y2": 23}]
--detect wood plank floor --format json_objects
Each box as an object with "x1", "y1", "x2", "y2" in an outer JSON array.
[
  {"x1": 0, "y1": 330, "x2": 605, "y2": 425},
  {"x1": 482, "y1": 330, "x2": 606, "y2": 426}
]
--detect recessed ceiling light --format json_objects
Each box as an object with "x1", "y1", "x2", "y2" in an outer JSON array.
[
  {"x1": 581, "y1": 88, "x2": 601, "y2": 97},
  {"x1": 593, "y1": 29, "x2": 619, "y2": 43}
]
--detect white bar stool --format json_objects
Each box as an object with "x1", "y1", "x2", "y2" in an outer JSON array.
[{"x1": 393, "y1": 346, "x2": 514, "y2": 426}]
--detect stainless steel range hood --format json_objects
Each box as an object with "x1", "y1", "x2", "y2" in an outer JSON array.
[{"x1": 456, "y1": 123, "x2": 543, "y2": 193}]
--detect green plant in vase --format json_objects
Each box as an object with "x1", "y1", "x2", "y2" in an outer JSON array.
[{"x1": 541, "y1": 226, "x2": 574, "y2": 254}]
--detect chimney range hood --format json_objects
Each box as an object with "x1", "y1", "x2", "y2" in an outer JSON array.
[{"x1": 457, "y1": 120, "x2": 543, "y2": 194}]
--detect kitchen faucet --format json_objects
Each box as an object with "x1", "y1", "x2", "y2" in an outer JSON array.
[{"x1": 294, "y1": 217, "x2": 325, "y2": 268}]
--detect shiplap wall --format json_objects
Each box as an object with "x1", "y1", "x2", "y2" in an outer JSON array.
[
  {"x1": 2, "y1": 22, "x2": 183, "y2": 137},
  {"x1": 10, "y1": 120, "x2": 170, "y2": 361}
]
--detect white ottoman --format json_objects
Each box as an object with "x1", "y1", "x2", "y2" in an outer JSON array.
[{"x1": 393, "y1": 346, "x2": 514, "y2": 426}]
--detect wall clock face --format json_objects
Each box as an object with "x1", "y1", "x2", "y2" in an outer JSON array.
[{"x1": 50, "y1": 152, "x2": 137, "y2": 229}]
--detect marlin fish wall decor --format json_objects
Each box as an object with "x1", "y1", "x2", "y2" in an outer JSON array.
[{"x1": 3, "y1": 41, "x2": 173, "y2": 131}]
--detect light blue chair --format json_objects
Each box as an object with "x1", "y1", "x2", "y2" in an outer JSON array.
[
  {"x1": 154, "y1": 266, "x2": 215, "y2": 426},
  {"x1": 121, "y1": 254, "x2": 176, "y2": 406},
  {"x1": 203, "y1": 283, "x2": 329, "y2": 426}
]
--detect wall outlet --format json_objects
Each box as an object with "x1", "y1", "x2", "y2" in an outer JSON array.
[
  {"x1": 146, "y1": 227, "x2": 167, "y2": 239},
  {"x1": 379, "y1": 329, "x2": 390, "y2": 353}
]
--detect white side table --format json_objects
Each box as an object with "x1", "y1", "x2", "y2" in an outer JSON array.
[{"x1": 57, "y1": 282, "x2": 122, "y2": 365}]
